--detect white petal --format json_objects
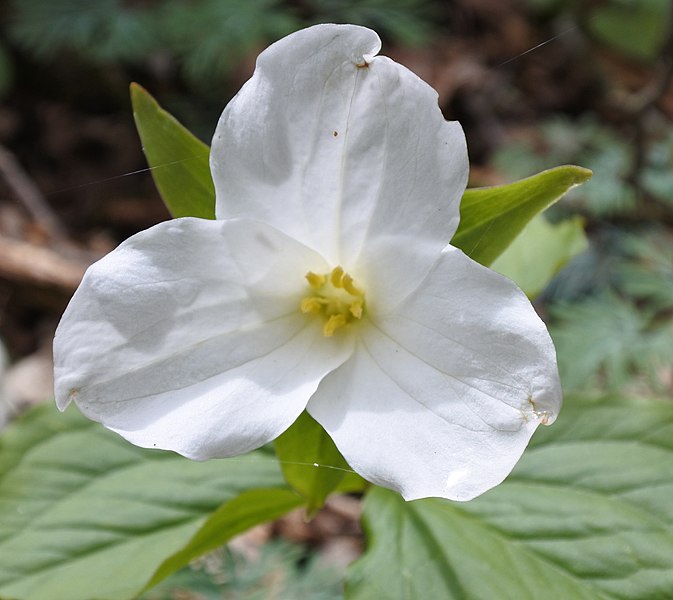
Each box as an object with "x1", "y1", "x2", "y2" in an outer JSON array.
[
  {"x1": 54, "y1": 217, "x2": 353, "y2": 458},
  {"x1": 308, "y1": 247, "x2": 561, "y2": 501},
  {"x1": 211, "y1": 24, "x2": 467, "y2": 304}
]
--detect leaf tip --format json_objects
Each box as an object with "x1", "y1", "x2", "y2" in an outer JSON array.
[
  {"x1": 129, "y1": 81, "x2": 144, "y2": 100},
  {"x1": 129, "y1": 82, "x2": 157, "y2": 115},
  {"x1": 567, "y1": 165, "x2": 593, "y2": 186}
]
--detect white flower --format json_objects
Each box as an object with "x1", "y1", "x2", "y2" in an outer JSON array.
[{"x1": 53, "y1": 24, "x2": 561, "y2": 502}]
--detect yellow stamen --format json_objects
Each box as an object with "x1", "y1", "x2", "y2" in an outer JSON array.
[
  {"x1": 324, "y1": 314, "x2": 347, "y2": 337},
  {"x1": 330, "y1": 266, "x2": 344, "y2": 288},
  {"x1": 342, "y1": 273, "x2": 361, "y2": 296},
  {"x1": 300, "y1": 297, "x2": 325, "y2": 314},
  {"x1": 306, "y1": 271, "x2": 325, "y2": 289},
  {"x1": 300, "y1": 265, "x2": 365, "y2": 337}
]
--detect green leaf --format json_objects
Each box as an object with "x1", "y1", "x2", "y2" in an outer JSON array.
[
  {"x1": 144, "y1": 488, "x2": 303, "y2": 592},
  {"x1": 130, "y1": 83, "x2": 215, "y2": 219},
  {"x1": 491, "y1": 215, "x2": 588, "y2": 298},
  {"x1": 551, "y1": 293, "x2": 673, "y2": 392},
  {"x1": 274, "y1": 411, "x2": 352, "y2": 516},
  {"x1": 347, "y1": 395, "x2": 673, "y2": 599},
  {"x1": 335, "y1": 470, "x2": 369, "y2": 495},
  {"x1": 452, "y1": 165, "x2": 592, "y2": 266},
  {"x1": 0, "y1": 403, "x2": 298, "y2": 600}
]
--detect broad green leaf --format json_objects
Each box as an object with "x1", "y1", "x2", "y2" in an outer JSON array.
[
  {"x1": 0, "y1": 403, "x2": 297, "y2": 600},
  {"x1": 130, "y1": 83, "x2": 215, "y2": 219},
  {"x1": 491, "y1": 215, "x2": 588, "y2": 298},
  {"x1": 145, "y1": 488, "x2": 303, "y2": 592},
  {"x1": 348, "y1": 395, "x2": 673, "y2": 600},
  {"x1": 452, "y1": 165, "x2": 592, "y2": 266},
  {"x1": 274, "y1": 411, "x2": 352, "y2": 516}
]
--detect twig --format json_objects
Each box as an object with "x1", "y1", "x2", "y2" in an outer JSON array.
[
  {"x1": 0, "y1": 234, "x2": 90, "y2": 291},
  {"x1": 0, "y1": 143, "x2": 68, "y2": 242}
]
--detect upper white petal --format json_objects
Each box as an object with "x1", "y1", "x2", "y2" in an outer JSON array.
[
  {"x1": 308, "y1": 247, "x2": 561, "y2": 501},
  {"x1": 211, "y1": 24, "x2": 467, "y2": 303},
  {"x1": 54, "y1": 217, "x2": 353, "y2": 458}
]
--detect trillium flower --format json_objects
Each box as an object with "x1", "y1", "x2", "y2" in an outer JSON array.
[{"x1": 54, "y1": 24, "x2": 561, "y2": 501}]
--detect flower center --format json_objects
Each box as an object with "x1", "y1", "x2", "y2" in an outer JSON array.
[{"x1": 300, "y1": 266, "x2": 365, "y2": 337}]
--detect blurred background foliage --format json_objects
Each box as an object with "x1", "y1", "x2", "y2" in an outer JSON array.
[{"x1": 0, "y1": 0, "x2": 672, "y2": 595}]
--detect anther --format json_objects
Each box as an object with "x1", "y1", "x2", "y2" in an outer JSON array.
[
  {"x1": 342, "y1": 274, "x2": 361, "y2": 296},
  {"x1": 300, "y1": 297, "x2": 325, "y2": 314},
  {"x1": 324, "y1": 314, "x2": 347, "y2": 337},
  {"x1": 306, "y1": 272, "x2": 325, "y2": 289},
  {"x1": 330, "y1": 266, "x2": 344, "y2": 288},
  {"x1": 300, "y1": 265, "x2": 365, "y2": 337}
]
